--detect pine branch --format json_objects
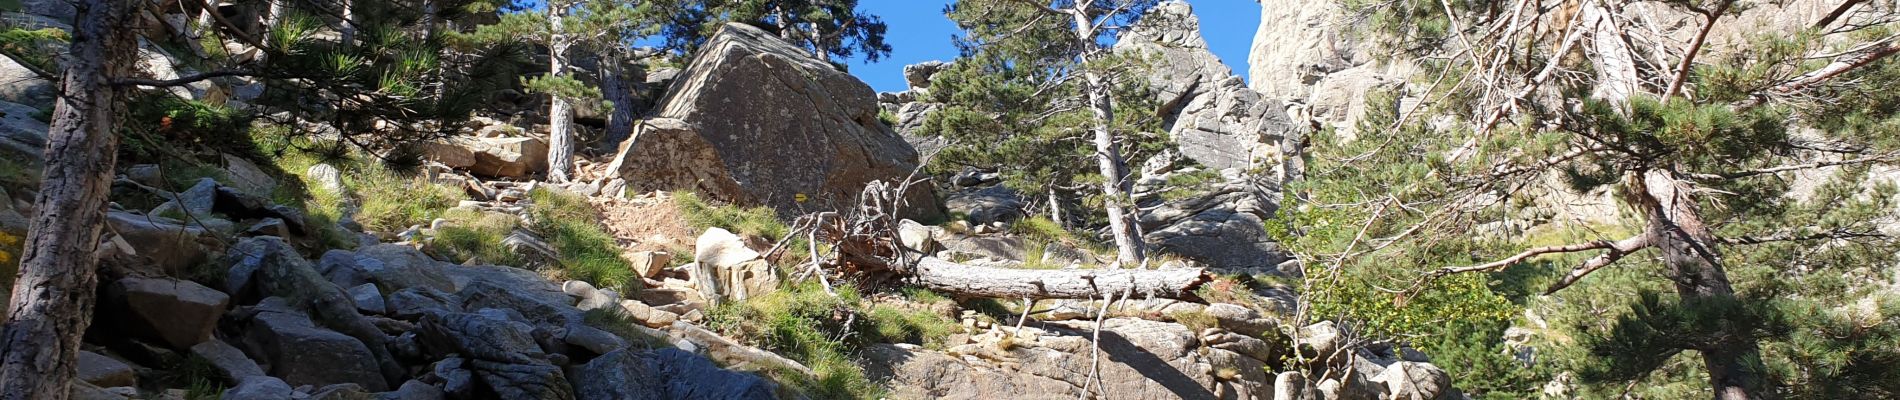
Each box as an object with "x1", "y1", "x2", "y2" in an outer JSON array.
[
  {"x1": 1544, "y1": 235, "x2": 1652, "y2": 294},
  {"x1": 1402, "y1": 236, "x2": 1632, "y2": 302},
  {"x1": 1663, "y1": 0, "x2": 1733, "y2": 99},
  {"x1": 1685, "y1": 152, "x2": 1900, "y2": 180},
  {"x1": 1814, "y1": 0, "x2": 1869, "y2": 30},
  {"x1": 1719, "y1": 229, "x2": 1888, "y2": 245}
]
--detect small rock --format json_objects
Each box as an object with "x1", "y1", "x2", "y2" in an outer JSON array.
[
  {"x1": 306, "y1": 163, "x2": 345, "y2": 193},
  {"x1": 387, "y1": 287, "x2": 463, "y2": 319},
  {"x1": 1371, "y1": 361, "x2": 1450, "y2": 400},
  {"x1": 76, "y1": 351, "x2": 137, "y2": 388},
  {"x1": 244, "y1": 218, "x2": 290, "y2": 238},
  {"x1": 627, "y1": 251, "x2": 672, "y2": 278},
  {"x1": 350, "y1": 283, "x2": 387, "y2": 315},
  {"x1": 125, "y1": 164, "x2": 162, "y2": 188}
]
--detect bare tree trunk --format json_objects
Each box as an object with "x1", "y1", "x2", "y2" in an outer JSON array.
[
  {"x1": 546, "y1": 4, "x2": 574, "y2": 182},
  {"x1": 1048, "y1": 186, "x2": 1066, "y2": 229},
  {"x1": 0, "y1": 0, "x2": 135, "y2": 397},
  {"x1": 1633, "y1": 170, "x2": 1769, "y2": 400},
  {"x1": 911, "y1": 258, "x2": 1207, "y2": 300},
  {"x1": 1585, "y1": 3, "x2": 1641, "y2": 103},
  {"x1": 418, "y1": 0, "x2": 438, "y2": 40},
  {"x1": 336, "y1": 0, "x2": 355, "y2": 45},
  {"x1": 1069, "y1": 9, "x2": 1144, "y2": 267}
]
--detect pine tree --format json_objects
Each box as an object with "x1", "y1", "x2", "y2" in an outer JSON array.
[
  {"x1": 1276, "y1": 1, "x2": 1900, "y2": 398},
  {"x1": 650, "y1": 0, "x2": 891, "y2": 64},
  {"x1": 463, "y1": 0, "x2": 652, "y2": 181},
  {"x1": 925, "y1": 0, "x2": 1171, "y2": 266}
]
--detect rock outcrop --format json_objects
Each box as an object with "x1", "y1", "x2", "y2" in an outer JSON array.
[
  {"x1": 864, "y1": 318, "x2": 1279, "y2": 399},
  {"x1": 1135, "y1": 152, "x2": 1294, "y2": 276},
  {"x1": 1118, "y1": 1, "x2": 1299, "y2": 172},
  {"x1": 606, "y1": 22, "x2": 942, "y2": 221},
  {"x1": 1248, "y1": 0, "x2": 1410, "y2": 136}
]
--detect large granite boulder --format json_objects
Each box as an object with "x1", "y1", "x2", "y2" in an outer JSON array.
[
  {"x1": 606, "y1": 22, "x2": 942, "y2": 221},
  {"x1": 0, "y1": 57, "x2": 55, "y2": 107},
  {"x1": 1117, "y1": 2, "x2": 1298, "y2": 172},
  {"x1": 570, "y1": 348, "x2": 776, "y2": 400}
]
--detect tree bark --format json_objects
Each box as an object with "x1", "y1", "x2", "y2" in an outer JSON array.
[
  {"x1": 910, "y1": 257, "x2": 1207, "y2": 300},
  {"x1": 601, "y1": 62, "x2": 637, "y2": 149},
  {"x1": 1633, "y1": 169, "x2": 1769, "y2": 400},
  {"x1": 1069, "y1": 9, "x2": 1144, "y2": 267},
  {"x1": 418, "y1": 0, "x2": 438, "y2": 40},
  {"x1": 546, "y1": 3, "x2": 574, "y2": 182},
  {"x1": 0, "y1": 0, "x2": 136, "y2": 397},
  {"x1": 336, "y1": 0, "x2": 355, "y2": 45}
]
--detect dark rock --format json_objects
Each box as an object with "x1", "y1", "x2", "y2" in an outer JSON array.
[
  {"x1": 191, "y1": 339, "x2": 266, "y2": 384},
  {"x1": 241, "y1": 298, "x2": 389, "y2": 391},
  {"x1": 945, "y1": 186, "x2": 1026, "y2": 225},
  {"x1": 101, "y1": 276, "x2": 229, "y2": 349},
  {"x1": 381, "y1": 380, "x2": 445, "y2": 400},
  {"x1": 104, "y1": 211, "x2": 220, "y2": 277},
  {"x1": 221, "y1": 376, "x2": 294, "y2": 400},
  {"x1": 387, "y1": 287, "x2": 463, "y2": 320},
  {"x1": 76, "y1": 351, "x2": 137, "y2": 388},
  {"x1": 225, "y1": 237, "x2": 405, "y2": 387}
]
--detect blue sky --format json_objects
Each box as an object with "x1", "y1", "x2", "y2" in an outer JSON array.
[{"x1": 845, "y1": 0, "x2": 1263, "y2": 93}]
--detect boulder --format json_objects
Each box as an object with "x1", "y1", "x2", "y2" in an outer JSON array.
[
  {"x1": 571, "y1": 348, "x2": 776, "y2": 400},
  {"x1": 1371, "y1": 362, "x2": 1451, "y2": 400},
  {"x1": 903, "y1": 60, "x2": 948, "y2": 90},
  {"x1": 240, "y1": 299, "x2": 389, "y2": 391},
  {"x1": 383, "y1": 380, "x2": 446, "y2": 400},
  {"x1": 946, "y1": 186, "x2": 1026, "y2": 225},
  {"x1": 190, "y1": 339, "x2": 266, "y2": 383},
  {"x1": 224, "y1": 238, "x2": 405, "y2": 386},
  {"x1": 422, "y1": 136, "x2": 549, "y2": 178},
  {"x1": 606, "y1": 23, "x2": 941, "y2": 221},
  {"x1": 0, "y1": 56, "x2": 55, "y2": 107},
  {"x1": 387, "y1": 287, "x2": 464, "y2": 319},
  {"x1": 221, "y1": 376, "x2": 294, "y2": 400},
  {"x1": 76, "y1": 351, "x2": 137, "y2": 388},
  {"x1": 222, "y1": 153, "x2": 277, "y2": 195},
  {"x1": 350, "y1": 283, "x2": 387, "y2": 315},
  {"x1": 417, "y1": 312, "x2": 573, "y2": 399},
  {"x1": 0, "y1": 100, "x2": 48, "y2": 166},
  {"x1": 105, "y1": 211, "x2": 220, "y2": 277},
  {"x1": 627, "y1": 250, "x2": 672, "y2": 278},
  {"x1": 101, "y1": 276, "x2": 230, "y2": 349},
  {"x1": 326, "y1": 245, "x2": 459, "y2": 294}
]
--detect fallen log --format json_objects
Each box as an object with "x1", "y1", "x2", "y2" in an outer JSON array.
[{"x1": 908, "y1": 257, "x2": 1210, "y2": 301}]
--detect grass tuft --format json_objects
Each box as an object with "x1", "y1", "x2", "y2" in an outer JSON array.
[{"x1": 673, "y1": 191, "x2": 790, "y2": 242}]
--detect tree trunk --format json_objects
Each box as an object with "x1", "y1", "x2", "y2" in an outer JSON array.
[
  {"x1": 336, "y1": 0, "x2": 355, "y2": 45},
  {"x1": 418, "y1": 0, "x2": 438, "y2": 40},
  {"x1": 1633, "y1": 169, "x2": 1769, "y2": 400},
  {"x1": 1070, "y1": 9, "x2": 1144, "y2": 267},
  {"x1": 1048, "y1": 186, "x2": 1066, "y2": 229},
  {"x1": 0, "y1": 0, "x2": 135, "y2": 397},
  {"x1": 546, "y1": 5, "x2": 574, "y2": 182},
  {"x1": 911, "y1": 258, "x2": 1208, "y2": 300}
]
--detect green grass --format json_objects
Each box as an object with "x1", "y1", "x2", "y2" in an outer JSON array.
[
  {"x1": 704, "y1": 281, "x2": 976, "y2": 399},
  {"x1": 432, "y1": 208, "x2": 525, "y2": 266},
  {"x1": 351, "y1": 166, "x2": 463, "y2": 232},
  {"x1": 527, "y1": 188, "x2": 637, "y2": 293},
  {"x1": 673, "y1": 191, "x2": 790, "y2": 242}
]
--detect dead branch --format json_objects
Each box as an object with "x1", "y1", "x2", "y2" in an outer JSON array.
[{"x1": 1402, "y1": 237, "x2": 1633, "y2": 302}]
